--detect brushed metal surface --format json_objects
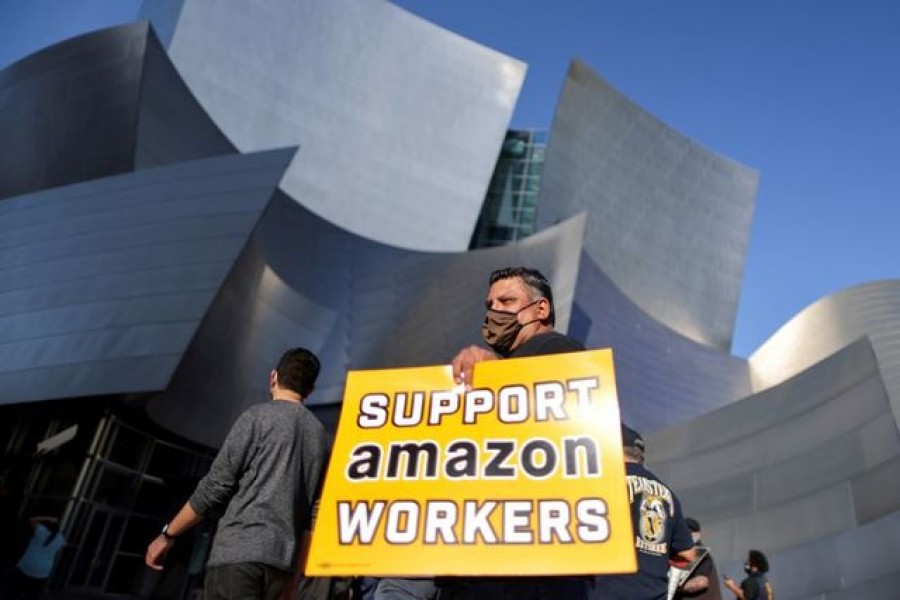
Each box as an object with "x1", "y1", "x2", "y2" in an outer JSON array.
[
  {"x1": 0, "y1": 149, "x2": 295, "y2": 405},
  {"x1": 538, "y1": 59, "x2": 759, "y2": 350},
  {"x1": 140, "y1": 0, "x2": 525, "y2": 252}
]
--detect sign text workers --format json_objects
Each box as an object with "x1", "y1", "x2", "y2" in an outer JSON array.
[{"x1": 307, "y1": 349, "x2": 635, "y2": 576}]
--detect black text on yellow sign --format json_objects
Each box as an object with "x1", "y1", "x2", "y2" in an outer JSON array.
[{"x1": 307, "y1": 349, "x2": 636, "y2": 577}]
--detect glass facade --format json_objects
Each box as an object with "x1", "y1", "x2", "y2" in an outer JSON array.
[
  {"x1": 0, "y1": 401, "x2": 213, "y2": 599},
  {"x1": 470, "y1": 129, "x2": 547, "y2": 249}
]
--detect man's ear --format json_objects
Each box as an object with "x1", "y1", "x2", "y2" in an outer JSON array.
[
  {"x1": 269, "y1": 370, "x2": 277, "y2": 388},
  {"x1": 538, "y1": 297, "x2": 551, "y2": 320}
]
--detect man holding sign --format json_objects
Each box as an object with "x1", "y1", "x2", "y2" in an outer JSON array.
[
  {"x1": 310, "y1": 267, "x2": 635, "y2": 600},
  {"x1": 435, "y1": 267, "x2": 589, "y2": 600}
]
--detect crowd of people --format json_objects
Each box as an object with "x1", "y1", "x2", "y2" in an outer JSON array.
[
  {"x1": 6, "y1": 266, "x2": 772, "y2": 600},
  {"x1": 139, "y1": 266, "x2": 773, "y2": 600}
]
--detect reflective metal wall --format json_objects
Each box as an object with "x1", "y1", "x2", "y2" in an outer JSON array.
[
  {"x1": 148, "y1": 208, "x2": 586, "y2": 446},
  {"x1": 0, "y1": 22, "x2": 234, "y2": 201},
  {"x1": 538, "y1": 60, "x2": 759, "y2": 351},
  {"x1": 749, "y1": 280, "x2": 900, "y2": 429},
  {"x1": 140, "y1": 0, "x2": 525, "y2": 252},
  {"x1": 0, "y1": 149, "x2": 295, "y2": 405},
  {"x1": 572, "y1": 253, "x2": 751, "y2": 433},
  {"x1": 647, "y1": 337, "x2": 900, "y2": 598}
]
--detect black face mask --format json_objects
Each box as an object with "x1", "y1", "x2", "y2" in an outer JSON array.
[
  {"x1": 481, "y1": 300, "x2": 539, "y2": 356},
  {"x1": 744, "y1": 563, "x2": 751, "y2": 574}
]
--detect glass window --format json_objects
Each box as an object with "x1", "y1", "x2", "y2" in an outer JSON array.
[
  {"x1": 91, "y1": 464, "x2": 139, "y2": 507},
  {"x1": 105, "y1": 425, "x2": 150, "y2": 470}
]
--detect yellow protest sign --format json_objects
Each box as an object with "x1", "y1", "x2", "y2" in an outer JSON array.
[{"x1": 306, "y1": 349, "x2": 636, "y2": 577}]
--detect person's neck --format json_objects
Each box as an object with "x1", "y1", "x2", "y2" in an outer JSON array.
[
  {"x1": 532, "y1": 323, "x2": 554, "y2": 336},
  {"x1": 511, "y1": 323, "x2": 555, "y2": 351},
  {"x1": 271, "y1": 389, "x2": 302, "y2": 403}
]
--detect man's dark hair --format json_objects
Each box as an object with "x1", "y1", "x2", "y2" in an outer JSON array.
[
  {"x1": 275, "y1": 347, "x2": 320, "y2": 397},
  {"x1": 621, "y1": 423, "x2": 645, "y2": 463},
  {"x1": 748, "y1": 549, "x2": 769, "y2": 573},
  {"x1": 686, "y1": 517, "x2": 701, "y2": 533},
  {"x1": 489, "y1": 266, "x2": 556, "y2": 325}
]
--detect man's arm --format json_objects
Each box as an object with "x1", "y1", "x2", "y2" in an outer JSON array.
[
  {"x1": 681, "y1": 551, "x2": 713, "y2": 594},
  {"x1": 144, "y1": 411, "x2": 253, "y2": 571},
  {"x1": 145, "y1": 502, "x2": 203, "y2": 570},
  {"x1": 451, "y1": 345, "x2": 498, "y2": 388},
  {"x1": 682, "y1": 575, "x2": 710, "y2": 594},
  {"x1": 723, "y1": 576, "x2": 745, "y2": 599},
  {"x1": 675, "y1": 546, "x2": 699, "y2": 563},
  {"x1": 189, "y1": 413, "x2": 254, "y2": 516}
]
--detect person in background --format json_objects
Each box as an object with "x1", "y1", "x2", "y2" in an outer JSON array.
[
  {"x1": 145, "y1": 347, "x2": 330, "y2": 600},
  {"x1": 723, "y1": 550, "x2": 772, "y2": 600},
  {"x1": 5, "y1": 515, "x2": 65, "y2": 600},
  {"x1": 591, "y1": 425, "x2": 697, "y2": 600},
  {"x1": 674, "y1": 518, "x2": 722, "y2": 600}
]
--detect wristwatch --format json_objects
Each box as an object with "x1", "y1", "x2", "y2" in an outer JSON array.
[{"x1": 161, "y1": 522, "x2": 178, "y2": 541}]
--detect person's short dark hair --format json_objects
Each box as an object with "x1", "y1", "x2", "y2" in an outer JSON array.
[
  {"x1": 621, "y1": 423, "x2": 645, "y2": 462},
  {"x1": 748, "y1": 549, "x2": 769, "y2": 573},
  {"x1": 489, "y1": 266, "x2": 556, "y2": 326},
  {"x1": 275, "y1": 347, "x2": 320, "y2": 397},
  {"x1": 686, "y1": 517, "x2": 701, "y2": 533},
  {"x1": 621, "y1": 423, "x2": 644, "y2": 450}
]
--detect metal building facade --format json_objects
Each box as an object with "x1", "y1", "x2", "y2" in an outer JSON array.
[{"x1": 0, "y1": 2, "x2": 898, "y2": 597}]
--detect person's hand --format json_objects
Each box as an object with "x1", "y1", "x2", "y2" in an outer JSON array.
[
  {"x1": 723, "y1": 574, "x2": 742, "y2": 596},
  {"x1": 145, "y1": 535, "x2": 173, "y2": 570},
  {"x1": 451, "y1": 345, "x2": 498, "y2": 389},
  {"x1": 682, "y1": 575, "x2": 709, "y2": 593}
]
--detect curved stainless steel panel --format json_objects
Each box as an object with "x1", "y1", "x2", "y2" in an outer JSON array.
[
  {"x1": 571, "y1": 253, "x2": 751, "y2": 433},
  {"x1": 646, "y1": 338, "x2": 900, "y2": 598},
  {"x1": 0, "y1": 22, "x2": 234, "y2": 201},
  {"x1": 538, "y1": 60, "x2": 759, "y2": 350},
  {"x1": 0, "y1": 149, "x2": 295, "y2": 405},
  {"x1": 147, "y1": 207, "x2": 586, "y2": 446},
  {"x1": 140, "y1": 0, "x2": 525, "y2": 252},
  {"x1": 749, "y1": 280, "x2": 900, "y2": 428}
]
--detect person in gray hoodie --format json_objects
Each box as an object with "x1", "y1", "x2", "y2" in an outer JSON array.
[{"x1": 145, "y1": 347, "x2": 330, "y2": 600}]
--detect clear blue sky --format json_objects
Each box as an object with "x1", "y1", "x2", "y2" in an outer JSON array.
[{"x1": 2, "y1": 0, "x2": 898, "y2": 358}]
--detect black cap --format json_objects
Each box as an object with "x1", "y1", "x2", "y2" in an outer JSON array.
[
  {"x1": 686, "y1": 517, "x2": 701, "y2": 532},
  {"x1": 621, "y1": 424, "x2": 644, "y2": 452}
]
